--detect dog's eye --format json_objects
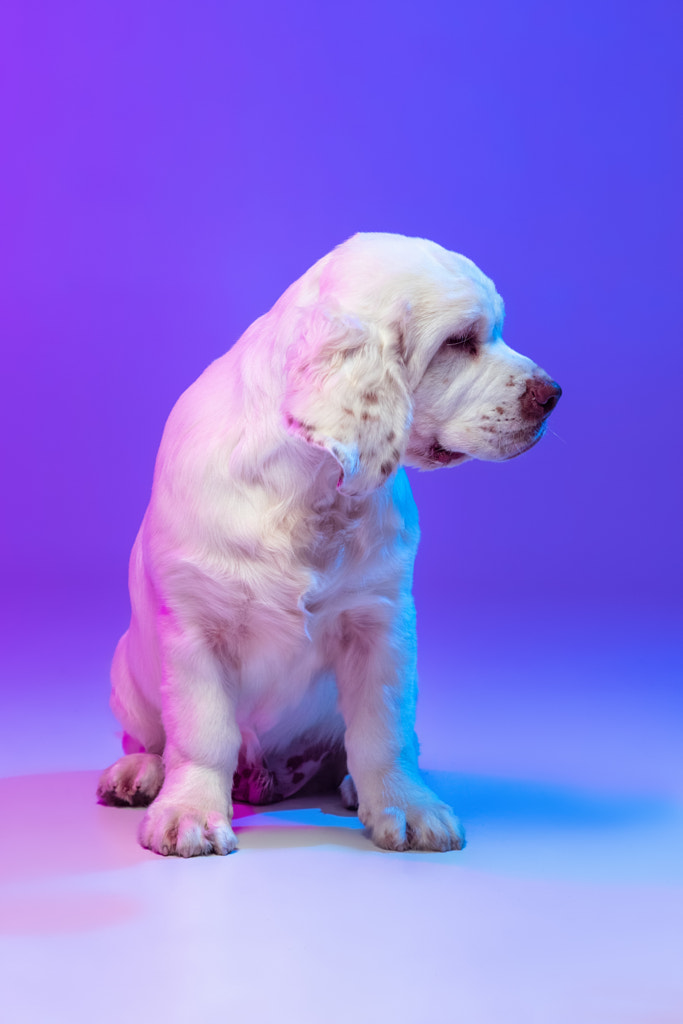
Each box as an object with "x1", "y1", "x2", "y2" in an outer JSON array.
[{"x1": 445, "y1": 332, "x2": 478, "y2": 356}]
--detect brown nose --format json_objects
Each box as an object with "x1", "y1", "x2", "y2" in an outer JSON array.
[{"x1": 521, "y1": 378, "x2": 562, "y2": 419}]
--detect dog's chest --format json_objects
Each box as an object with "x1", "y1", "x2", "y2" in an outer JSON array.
[
  {"x1": 296, "y1": 488, "x2": 386, "y2": 586},
  {"x1": 230, "y1": 499, "x2": 385, "y2": 715}
]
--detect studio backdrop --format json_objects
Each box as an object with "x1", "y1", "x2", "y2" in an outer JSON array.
[{"x1": 1, "y1": 1, "x2": 680, "y2": 620}]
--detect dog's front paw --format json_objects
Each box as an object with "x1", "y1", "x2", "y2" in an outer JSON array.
[
  {"x1": 139, "y1": 802, "x2": 238, "y2": 857},
  {"x1": 361, "y1": 793, "x2": 464, "y2": 852}
]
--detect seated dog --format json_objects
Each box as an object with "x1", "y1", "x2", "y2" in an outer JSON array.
[{"x1": 98, "y1": 232, "x2": 561, "y2": 856}]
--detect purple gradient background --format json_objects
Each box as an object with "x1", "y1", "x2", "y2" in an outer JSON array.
[{"x1": 1, "y1": 3, "x2": 681, "y2": 700}]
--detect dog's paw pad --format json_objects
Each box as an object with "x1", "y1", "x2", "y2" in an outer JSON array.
[{"x1": 97, "y1": 753, "x2": 165, "y2": 808}]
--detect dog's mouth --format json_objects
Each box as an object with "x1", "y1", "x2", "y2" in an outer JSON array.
[
  {"x1": 426, "y1": 442, "x2": 468, "y2": 466},
  {"x1": 424, "y1": 422, "x2": 546, "y2": 466}
]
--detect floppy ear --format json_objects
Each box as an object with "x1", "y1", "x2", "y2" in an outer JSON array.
[{"x1": 283, "y1": 305, "x2": 412, "y2": 495}]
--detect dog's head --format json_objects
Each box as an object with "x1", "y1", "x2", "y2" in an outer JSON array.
[{"x1": 283, "y1": 232, "x2": 561, "y2": 494}]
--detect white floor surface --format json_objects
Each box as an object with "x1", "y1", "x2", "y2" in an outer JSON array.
[{"x1": 0, "y1": 596, "x2": 681, "y2": 1023}]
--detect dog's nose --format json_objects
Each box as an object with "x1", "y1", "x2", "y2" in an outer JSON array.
[{"x1": 521, "y1": 378, "x2": 562, "y2": 419}]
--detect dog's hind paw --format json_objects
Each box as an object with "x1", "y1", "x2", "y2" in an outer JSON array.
[
  {"x1": 97, "y1": 752, "x2": 164, "y2": 808},
  {"x1": 339, "y1": 774, "x2": 359, "y2": 809}
]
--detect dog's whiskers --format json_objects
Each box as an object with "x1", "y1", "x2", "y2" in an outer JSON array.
[{"x1": 546, "y1": 426, "x2": 567, "y2": 445}]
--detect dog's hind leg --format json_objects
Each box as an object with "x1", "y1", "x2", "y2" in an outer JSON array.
[
  {"x1": 109, "y1": 628, "x2": 166, "y2": 753},
  {"x1": 99, "y1": 627, "x2": 167, "y2": 806}
]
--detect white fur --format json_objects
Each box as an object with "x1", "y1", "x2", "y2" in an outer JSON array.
[{"x1": 99, "y1": 233, "x2": 559, "y2": 856}]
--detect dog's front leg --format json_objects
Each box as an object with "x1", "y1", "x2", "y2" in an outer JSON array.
[
  {"x1": 336, "y1": 601, "x2": 464, "y2": 852},
  {"x1": 139, "y1": 623, "x2": 240, "y2": 857}
]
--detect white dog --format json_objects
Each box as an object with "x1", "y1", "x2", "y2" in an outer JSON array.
[{"x1": 98, "y1": 233, "x2": 561, "y2": 856}]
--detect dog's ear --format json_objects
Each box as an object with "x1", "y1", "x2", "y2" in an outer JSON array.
[{"x1": 283, "y1": 305, "x2": 412, "y2": 495}]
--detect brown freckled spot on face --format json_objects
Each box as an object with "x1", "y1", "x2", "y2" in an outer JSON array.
[
  {"x1": 380, "y1": 460, "x2": 394, "y2": 476},
  {"x1": 363, "y1": 390, "x2": 379, "y2": 404},
  {"x1": 506, "y1": 377, "x2": 515, "y2": 387},
  {"x1": 481, "y1": 415, "x2": 490, "y2": 421},
  {"x1": 342, "y1": 407, "x2": 353, "y2": 416},
  {"x1": 496, "y1": 407, "x2": 504, "y2": 414}
]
